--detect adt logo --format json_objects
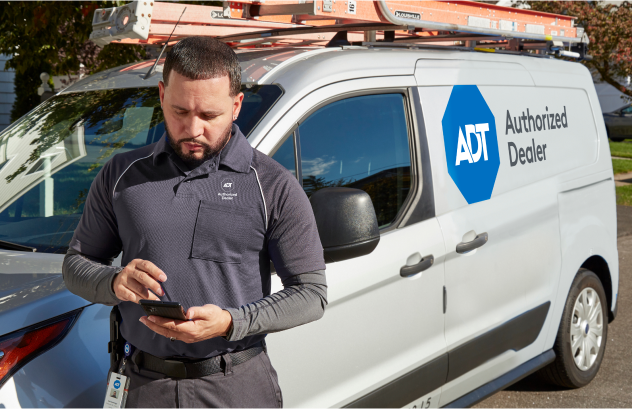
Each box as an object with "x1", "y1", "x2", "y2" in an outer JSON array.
[
  {"x1": 442, "y1": 85, "x2": 500, "y2": 204},
  {"x1": 221, "y1": 179, "x2": 235, "y2": 192},
  {"x1": 113, "y1": 380, "x2": 121, "y2": 390}
]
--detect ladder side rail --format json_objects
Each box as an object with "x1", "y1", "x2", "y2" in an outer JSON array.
[
  {"x1": 216, "y1": 23, "x2": 407, "y2": 42},
  {"x1": 391, "y1": 34, "x2": 503, "y2": 43},
  {"x1": 148, "y1": 19, "x2": 304, "y2": 31},
  {"x1": 151, "y1": 2, "x2": 224, "y2": 24},
  {"x1": 376, "y1": 1, "x2": 582, "y2": 44},
  {"x1": 148, "y1": 24, "x2": 279, "y2": 38}
]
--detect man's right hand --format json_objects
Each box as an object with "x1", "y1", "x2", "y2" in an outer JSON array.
[{"x1": 112, "y1": 259, "x2": 167, "y2": 303}]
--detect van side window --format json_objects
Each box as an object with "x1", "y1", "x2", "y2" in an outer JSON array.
[
  {"x1": 270, "y1": 134, "x2": 296, "y2": 178},
  {"x1": 298, "y1": 94, "x2": 412, "y2": 227}
]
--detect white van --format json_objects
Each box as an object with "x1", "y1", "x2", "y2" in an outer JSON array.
[
  {"x1": 0, "y1": 42, "x2": 618, "y2": 409},
  {"x1": 256, "y1": 46, "x2": 618, "y2": 408}
]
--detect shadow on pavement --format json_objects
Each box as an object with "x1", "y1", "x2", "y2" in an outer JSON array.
[{"x1": 503, "y1": 374, "x2": 568, "y2": 393}]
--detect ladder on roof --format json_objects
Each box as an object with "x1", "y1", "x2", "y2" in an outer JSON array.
[{"x1": 90, "y1": 0, "x2": 589, "y2": 59}]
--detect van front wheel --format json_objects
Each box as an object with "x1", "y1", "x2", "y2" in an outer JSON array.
[{"x1": 538, "y1": 269, "x2": 608, "y2": 388}]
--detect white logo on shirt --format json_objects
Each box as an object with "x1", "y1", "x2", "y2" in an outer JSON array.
[{"x1": 221, "y1": 178, "x2": 235, "y2": 192}]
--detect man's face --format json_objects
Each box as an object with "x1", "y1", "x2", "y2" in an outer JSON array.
[{"x1": 159, "y1": 71, "x2": 244, "y2": 164}]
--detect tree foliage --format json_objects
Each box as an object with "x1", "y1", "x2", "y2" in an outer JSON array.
[
  {"x1": 0, "y1": 1, "x2": 233, "y2": 123},
  {"x1": 0, "y1": 1, "x2": 147, "y2": 121},
  {"x1": 9, "y1": 61, "x2": 50, "y2": 122},
  {"x1": 523, "y1": 1, "x2": 632, "y2": 100}
]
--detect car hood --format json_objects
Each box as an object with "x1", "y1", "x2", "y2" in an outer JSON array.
[{"x1": 0, "y1": 250, "x2": 91, "y2": 336}]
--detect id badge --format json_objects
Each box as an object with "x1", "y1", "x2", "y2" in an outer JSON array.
[{"x1": 103, "y1": 372, "x2": 130, "y2": 408}]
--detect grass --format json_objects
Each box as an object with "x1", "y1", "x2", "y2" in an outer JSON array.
[
  {"x1": 613, "y1": 155, "x2": 632, "y2": 206},
  {"x1": 612, "y1": 158, "x2": 632, "y2": 175},
  {"x1": 609, "y1": 141, "x2": 632, "y2": 159},
  {"x1": 616, "y1": 185, "x2": 632, "y2": 206}
]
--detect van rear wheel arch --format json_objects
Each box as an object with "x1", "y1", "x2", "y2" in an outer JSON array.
[{"x1": 581, "y1": 255, "x2": 614, "y2": 322}]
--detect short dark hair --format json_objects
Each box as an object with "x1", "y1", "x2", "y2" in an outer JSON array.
[{"x1": 163, "y1": 37, "x2": 241, "y2": 97}]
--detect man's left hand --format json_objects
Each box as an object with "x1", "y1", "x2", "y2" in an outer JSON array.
[{"x1": 139, "y1": 304, "x2": 233, "y2": 343}]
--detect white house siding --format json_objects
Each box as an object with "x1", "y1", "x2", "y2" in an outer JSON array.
[{"x1": 0, "y1": 55, "x2": 16, "y2": 132}]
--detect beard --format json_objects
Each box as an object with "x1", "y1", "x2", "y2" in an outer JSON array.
[{"x1": 165, "y1": 119, "x2": 233, "y2": 167}]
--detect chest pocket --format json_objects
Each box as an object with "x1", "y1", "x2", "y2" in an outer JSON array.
[{"x1": 191, "y1": 200, "x2": 261, "y2": 264}]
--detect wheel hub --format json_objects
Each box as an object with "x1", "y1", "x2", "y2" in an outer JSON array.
[{"x1": 571, "y1": 288, "x2": 603, "y2": 371}]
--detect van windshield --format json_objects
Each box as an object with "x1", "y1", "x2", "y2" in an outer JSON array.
[{"x1": 0, "y1": 84, "x2": 282, "y2": 254}]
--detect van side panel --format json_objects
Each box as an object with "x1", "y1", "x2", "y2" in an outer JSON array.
[
  {"x1": 418, "y1": 57, "x2": 610, "y2": 401},
  {"x1": 418, "y1": 84, "x2": 562, "y2": 404},
  {"x1": 524, "y1": 59, "x2": 613, "y2": 189},
  {"x1": 420, "y1": 86, "x2": 599, "y2": 214},
  {"x1": 484, "y1": 86, "x2": 599, "y2": 197},
  {"x1": 547, "y1": 180, "x2": 619, "y2": 349},
  {"x1": 524, "y1": 60, "x2": 619, "y2": 348}
]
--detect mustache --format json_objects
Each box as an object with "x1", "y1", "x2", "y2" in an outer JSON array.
[{"x1": 175, "y1": 137, "x2": 211, "y2": 147}]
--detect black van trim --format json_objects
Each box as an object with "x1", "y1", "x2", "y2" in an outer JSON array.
[
  {"x1": 400, "y1": 86, "x2": 435, "y2": 227},
  {"x1": 443, "y1": 349, "x2": 556, "y2": 408},
  {"x1": 447, "y1": 301, "x2": 551, "y2": 382},
  {"x1": 343, "y1": 302, "x2": 551, "y2": 408},
  {"x1": 344, "y1": 354, "x2": 448, "y2": 408}
]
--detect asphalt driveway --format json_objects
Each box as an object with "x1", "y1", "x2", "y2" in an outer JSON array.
[{"x1": 475, "y1": 205, "x2": 632, "y2": 407}]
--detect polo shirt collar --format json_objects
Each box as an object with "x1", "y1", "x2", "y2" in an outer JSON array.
[
  {"x1": 152, "y1": 131, "x2": 172, "y2": 164},
  {"x1": 219, "y1": 124, "x2": 252, "y2": 174},
  {"x1": 152, "y1": 124, "x2": 252, "y2": 174}
]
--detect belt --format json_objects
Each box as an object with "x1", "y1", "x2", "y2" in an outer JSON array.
[{"x1": 132, "y1": 346, "x2": 265, "y2": 379}]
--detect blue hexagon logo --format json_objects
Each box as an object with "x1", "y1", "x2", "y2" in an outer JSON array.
[{"x1": 442, "y1": 85, "x2": 500, "y2": 204}]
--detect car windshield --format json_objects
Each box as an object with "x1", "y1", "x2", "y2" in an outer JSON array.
[{"x1": 0, "y1": 84, "x2": 282, "y2": 254}]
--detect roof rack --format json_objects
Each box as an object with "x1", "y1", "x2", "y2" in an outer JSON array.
[{"x1": 90, "y1": 0, "x2": 590, "y2": 60}]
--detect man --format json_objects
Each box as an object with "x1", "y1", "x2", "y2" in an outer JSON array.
[{"x1": 62, "y1": 37, "x2": 327, "y2": 408}]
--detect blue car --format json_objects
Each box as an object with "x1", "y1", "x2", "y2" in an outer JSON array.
[{"x1": 0, "y1": 51, "x2": 284, "y2": 407}]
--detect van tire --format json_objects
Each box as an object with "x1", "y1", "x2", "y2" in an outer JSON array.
[{"x1": 537, "y1": 269, "x2": 608, "y2": 388}]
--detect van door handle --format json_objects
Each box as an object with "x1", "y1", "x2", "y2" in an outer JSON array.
[
  {"x1": 400, "y1": 255, "x2": 434, "y2": 277},
  {"x1": 456, "y1": 232, "x2": 488, "y2": 254}
]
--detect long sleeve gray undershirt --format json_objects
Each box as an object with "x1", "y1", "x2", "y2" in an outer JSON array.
[{"x1": 62, "y1": 249, "x2": 327, "y2": 342}]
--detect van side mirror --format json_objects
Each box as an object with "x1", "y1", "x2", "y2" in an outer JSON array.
[{"x1": 309, "y1": 187, "x2": 380, "y2": 263}]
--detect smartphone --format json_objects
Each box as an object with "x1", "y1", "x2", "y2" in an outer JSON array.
[{"x1": 139, "y1": 300, "x2": 188, "y2": 321}]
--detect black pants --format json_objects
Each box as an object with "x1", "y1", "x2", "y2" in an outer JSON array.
[{"x1": 115, "y1": 349, "x2": 283, "y2": 408}]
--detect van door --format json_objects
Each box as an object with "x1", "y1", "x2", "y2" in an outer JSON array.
[
  {"x1": 415, "y1": 60, "x2": 564, "y2": 404},
  {"x1": 257, "y1": 77, "x2": 447, "y2": 408}
]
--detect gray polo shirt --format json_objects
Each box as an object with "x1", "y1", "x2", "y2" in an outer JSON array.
[{"x1": 68, "y1": 124, "x2": 325, "y2": 358}]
